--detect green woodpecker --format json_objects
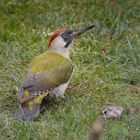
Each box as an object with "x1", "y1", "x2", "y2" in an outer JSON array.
[{"x1": 15, "y1": 24, "x2": 95, "y2": 121}]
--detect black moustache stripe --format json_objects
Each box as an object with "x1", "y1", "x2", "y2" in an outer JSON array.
[{"x1": 64, "y1": 40, "x2": 72, "y2": 48}]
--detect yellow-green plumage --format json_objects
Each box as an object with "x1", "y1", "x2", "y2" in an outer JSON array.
[
  {"x1": 18, "y1": 50, "x2": 73, "y2": 104},
  {"x1": 30, "y1": 50, "x2": 73, "y2": 85}
]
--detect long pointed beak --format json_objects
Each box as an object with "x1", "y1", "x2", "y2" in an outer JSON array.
[{"x1": 71, "y1": 24, "x2": 95, "y2": 38}]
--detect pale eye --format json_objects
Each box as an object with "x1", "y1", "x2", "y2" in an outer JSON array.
[{"x1": 62, "y1": 33, "x2": 68, "y2": 39}]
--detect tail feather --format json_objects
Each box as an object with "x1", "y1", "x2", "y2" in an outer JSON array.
[
  {"x1": 14, "y1": 103, "x2": 40, "y2": 121},
  {"x1": 17, "y1": 88, "x2": 49, "y2": 104}
]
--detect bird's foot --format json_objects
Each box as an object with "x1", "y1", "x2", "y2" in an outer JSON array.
[{"x1": 55, "y1": 95, "x2": 69, "y2": 102}]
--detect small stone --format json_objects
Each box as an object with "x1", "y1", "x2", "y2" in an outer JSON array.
[
  {"x1": 101, "y1": 103, "x2": 123, "y2": 118},
  {"x1": 127, "y1": 107, "x2": 138, "y2": 115}
]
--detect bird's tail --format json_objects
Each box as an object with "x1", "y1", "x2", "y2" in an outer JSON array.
[
  {"x1": 14, "y1": 103, "x2": 40, "y2": 121},
  {"x1": 15, "y1": 90, "x2": 48, "y2": 121}
]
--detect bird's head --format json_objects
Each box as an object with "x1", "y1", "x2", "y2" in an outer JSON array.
[{"x1": 48, "y1": 24, "x2": 95, "y2": 58}]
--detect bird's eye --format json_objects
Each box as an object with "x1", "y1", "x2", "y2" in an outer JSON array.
[{"x1": 62, "y1": 33, "x2": 68, "y2": 38}]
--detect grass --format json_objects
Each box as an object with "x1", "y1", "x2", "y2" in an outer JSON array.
[{"x1": 0, "y1": 0, "x2": 140, "y2": 139}]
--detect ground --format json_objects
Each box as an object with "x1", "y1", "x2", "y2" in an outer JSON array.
[{"x1": 0, "y1": 0, "x2": 140, "y2": 140}]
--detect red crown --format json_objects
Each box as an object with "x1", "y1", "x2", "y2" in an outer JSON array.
[{"x1": 48, "y1": 28, "x2": 67, "y2": 48}]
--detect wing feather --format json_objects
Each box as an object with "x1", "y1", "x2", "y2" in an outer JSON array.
[{"x1": 18, "y1": 51, "x2": 73, "y2": 103}]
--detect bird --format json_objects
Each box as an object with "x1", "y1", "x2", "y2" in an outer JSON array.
[{"x1": 15, "y1": 24, "x2": 95, "y2": 121}]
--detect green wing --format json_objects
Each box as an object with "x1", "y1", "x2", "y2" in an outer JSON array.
[{"x1": 18, "y1": 51, "x2": 73, "y2": 103}]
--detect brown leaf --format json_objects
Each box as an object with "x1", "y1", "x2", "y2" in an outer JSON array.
[{"x1": 89, "y1": 118, "x2": 104, "y2": 140}]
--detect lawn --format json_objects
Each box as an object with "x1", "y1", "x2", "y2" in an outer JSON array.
[{"x1": 0, "y1": 0, "x2": 140, "y2": 140}]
